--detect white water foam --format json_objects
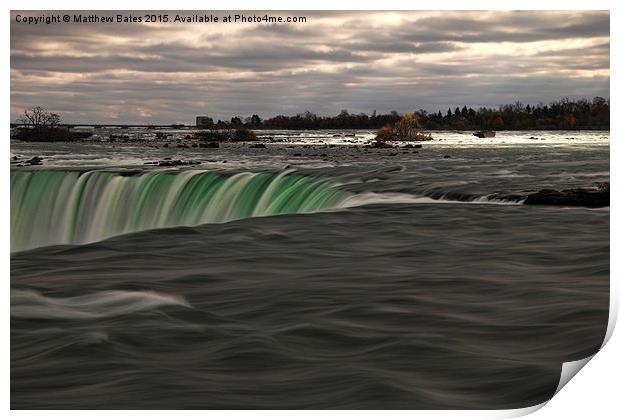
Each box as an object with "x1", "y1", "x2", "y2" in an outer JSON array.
[
  {"x1": 338, "y1": 192, "x2": 524, "y2": 209},
  {"x1": 11, "y1": 289, "x2": 191, "y2": 320}
]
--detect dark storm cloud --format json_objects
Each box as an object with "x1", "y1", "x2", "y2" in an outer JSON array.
[{"x1": 10, "y1": 10, "x2": 610, "y2": 124}]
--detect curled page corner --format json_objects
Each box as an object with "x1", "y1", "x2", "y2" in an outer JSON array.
[
  {"x1": 495, "y1": 356, "x2": 595, "y2": 419},
  {"x1": 497, "y1": 333, "x2": 612, "y2": 418},
  {"x1": 554, "y1": 355, "x2": 595, "y2": 396},
  {"x1": 602, "y1": 294, "x2": 618, "y2": 348},
  {"x1": 495, "y1": 401, "x2": 547, "y2": 418},
  {"x1": 507, "y1": 293, "x2": 617, "y2": 417}
]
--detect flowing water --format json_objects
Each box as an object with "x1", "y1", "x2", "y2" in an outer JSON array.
[
  {"x1": 10, "y1": 170, "x2": 350, "y2": 252},
  {"x1": 10, "y1": 130, "x2": 609, "y2": 409}
]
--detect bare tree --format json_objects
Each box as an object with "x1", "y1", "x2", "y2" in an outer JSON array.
[
  {"x1": 19, "y1": 107, "x2": 61, "y2": 129},
  {"x1": 12, "y1": 107, "x2": 72, "y2": 142}
]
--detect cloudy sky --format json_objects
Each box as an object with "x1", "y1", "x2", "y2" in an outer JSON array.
[{"x1": 10, "y1": 10, "x2": 610, "y2": 124}]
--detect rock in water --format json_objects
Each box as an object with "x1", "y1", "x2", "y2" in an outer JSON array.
[
  {"x1": 25, "y1": 156, "x2": 43, "y2": 165},
  {"x1": 156, "y1": 159, "x2": 201, "y2": 167},
  {"x1": 523, "y1": 188, "x2": 609, "y2": 208},
  {"x1": 473, "y1": 131, "x2": 496, "y2": 138}
]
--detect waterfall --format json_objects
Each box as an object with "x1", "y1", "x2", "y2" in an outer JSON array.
[{"x1": 11, "y1": 169, "x2": 352, "y2": 252}]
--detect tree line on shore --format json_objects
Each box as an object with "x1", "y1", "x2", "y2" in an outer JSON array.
[
  {"x1": 198, "y1": 97, "x2": 609, "y2": 131},
  {"x1": 12, "y1": 96, "x2": 610, "y2": 143}
]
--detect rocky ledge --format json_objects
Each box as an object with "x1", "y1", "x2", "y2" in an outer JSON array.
[
  {"x1": 11, "y1": 156, "x2": 44, "y2": 166},
  {"x1": 144, "y1": 158, "x2": 202, "y2": 167},
  {"x1": 493, "y1": 183, "x2": 609, "y2": 208},
  {"x1": 523, "y1": 188, "x2": 609, "y2": 208}
]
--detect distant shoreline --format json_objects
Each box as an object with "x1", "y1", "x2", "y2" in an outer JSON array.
[
  {"x1": 10, "y1": 98, "x2": 611, "y2": 132},
  {"x1": 9, "y1": 125, "x2": 611, "y2": 131}
]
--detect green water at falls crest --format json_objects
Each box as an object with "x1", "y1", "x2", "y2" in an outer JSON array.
[{"x1": 11, "y1": 169, "x2": 352, "y2": 252}]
